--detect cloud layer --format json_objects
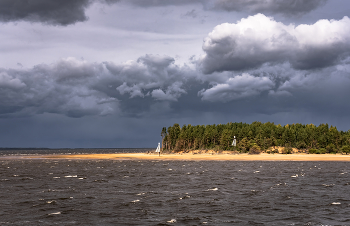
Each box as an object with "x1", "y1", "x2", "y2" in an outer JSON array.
[
  {"x1": 199, "y1": 14, "x2": 350, "y2": 74},
  {"x1": 209, "y1": 0, "x2": 327, "y2": 15},
  {"x1": 119, "y1": 0, "x2": 327, "y2": 16},
  {"x1": 1, "y1": 13, "x2": 350, "y2": 125},
  {"x1": 0, "y1": 55, "x2": 193, "y2": 117},
  {"x1": 0, "y1": 0, "x2": 328, "y2": 25}
]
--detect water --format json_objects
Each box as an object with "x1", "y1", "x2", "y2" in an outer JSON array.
[
  {"x1": 1, "y1": 157, "x2": 350, "y2": 225},
  {"x1": 0, "y1": 148, "x2": 152, "y2": 156}
]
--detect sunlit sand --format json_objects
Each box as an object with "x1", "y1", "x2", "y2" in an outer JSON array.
[{"x1": 4, "y1": 153, "x2": 350, "y2": 161}]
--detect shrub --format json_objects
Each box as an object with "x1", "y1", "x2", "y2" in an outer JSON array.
[
  {"x1": 326, "y1": 144, "x2": 335, "y2": 153},
  {"x1": 282, "y1": 147, "x2": 293, "y2": 154},
  {"x1": 249, "y1": 145, "x2": 261, "y2": 155},
  {"x1": 341, "y1": 145, "x2": 350, "y2": 154},
  {"x1": 297, "y1": 141, "x2": 307, "y2": 149},
  {"x1": 308, "y1": 149, "x2": 318, "y2": 154},
  {"x1": 319, "y1": 148, "x2": 327, "y2": 154}
]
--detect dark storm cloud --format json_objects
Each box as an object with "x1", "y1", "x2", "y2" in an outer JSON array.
[
  {"x1": 0, "y1": 55, "x2": 193, "y2": 118},
  {"x1": 0, "y1": 58, "x2": 116, "y2": 117},
  {"x1": 105, "y1": 54, "x2": 193, "y2": 101},
  {"x1": 2, "y1": 53, "x2": 349, "y2": 120},
  {"x1": 0, "y1": 0, "x2": 92, "y2": 25},
  {"x1": 199, "y1": 14, "x2": 350, "y2": 74}
]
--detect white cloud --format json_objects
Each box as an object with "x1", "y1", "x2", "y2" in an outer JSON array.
[
  {"x1": 199, "y1": 14, "x2": 350, "y2": 73},
  {"x1": 199, "y1": 73, "x2": 274, "y2": 102}
]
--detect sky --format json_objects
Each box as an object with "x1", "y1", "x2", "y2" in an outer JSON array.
[{"x1": 1, "y1": 0, "x2": 350, "y2": 148}]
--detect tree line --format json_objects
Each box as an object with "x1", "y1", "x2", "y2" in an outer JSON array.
[{"x1": 161, "y1": 122, "x2": 350, "y2": 154}]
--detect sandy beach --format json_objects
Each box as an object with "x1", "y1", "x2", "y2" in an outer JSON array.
[{"x1": 3, "y1": 153, "x2": 350, "y2": 161}]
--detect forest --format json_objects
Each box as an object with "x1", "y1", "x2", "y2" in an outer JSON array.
[{"x1": 161, "y1": 122, "x2": 350, "y2": 154}]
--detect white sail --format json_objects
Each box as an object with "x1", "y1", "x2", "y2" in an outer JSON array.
[
  {"x1": 155, "y1": 142, "x2": 161, "y2": 152},
  {"x1": 232, "y1": 136, "x2": 236, "y2": 146}
]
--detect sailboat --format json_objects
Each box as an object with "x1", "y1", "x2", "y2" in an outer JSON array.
[
  {"x1": 155, "y1": 142, "x2": 161, "y2": 156},
  {"x1": 232, "y1": 136, "x2": 236, "y2": 146}
]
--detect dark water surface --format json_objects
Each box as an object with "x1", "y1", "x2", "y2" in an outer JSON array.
[
  {"x1": 1, "y1": 158, "x2": 350, "y2": 225},
  {"x1": 0, "y1": 148, "x2": 151, "y2": 157}
]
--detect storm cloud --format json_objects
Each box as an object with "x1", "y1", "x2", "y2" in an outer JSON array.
[
  {"x1": 0, "y1": 55, "x2": 194, "y2": 118},
  {"x1": 199, "y1": 14, "x2": 350, "y2": 74},
  {"x1": 0, "y1": 0, "x2": 91, "y2": 25}
]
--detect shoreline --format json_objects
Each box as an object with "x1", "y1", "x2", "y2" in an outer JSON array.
[{"x1": 2, "y1": 153, "x2": 350, "y2": 161}]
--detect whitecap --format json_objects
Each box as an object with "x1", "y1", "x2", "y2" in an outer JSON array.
[
  {"x1": 254, "y1": 171, "x2": 260, "y2": 173},
  {"x1": 167, "y1": 219, "x2": 176, "y2": 223},
  {"x1": 46, "y1": 200, "x2": 56, "y2": 204},
  {"x1": 131, "y1": 199, "x2": 140, "y2": 203},
  {"x1": 53, "y1": 177, "x2": 60, "y2": 179},
  {"x1": 208, "y1": 188, "x2": 218, "y2": 191},
  {"x1": 332, "y1": 202, "x2": 341, "y2": 205},
  {"x1": 291, "y1": 174, "x2": 298, "y2": 178},
  {"x1": 168, "y1": 169, "x2": 172, "y2": 171},
  {"x1": 64, "y1": 175, "x2": 77, "y2": 178},
  {"x1": 48, "y1": 212, "x2": 61, "y2": 215}
]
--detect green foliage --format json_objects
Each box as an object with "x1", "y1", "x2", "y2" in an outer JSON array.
[
  {"x1": 162, "y1": 122, "x2": 349, "y2": 153},
  {"x1": 326, "y1": 144, "x2": 336, "y2": 153},
  {"x1": 319, "y1": 148, "x2": 327, "y2": 154},
  {"x1": 341, "y1": 145, "x2": 350, "y2": 154},
  {"x1": 308, "y1": 149, "x2": 318, "y2": 154},
  {"x1": 282, "y1": 147, "x2": 293, "y2": 154},
  {"x1": 249, "y1": 145, "x2": 261, "y2": 155}
]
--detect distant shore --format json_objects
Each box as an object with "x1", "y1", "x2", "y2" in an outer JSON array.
[{"x1": 2, "y1": 153, "x2": 350, "y2": 161}]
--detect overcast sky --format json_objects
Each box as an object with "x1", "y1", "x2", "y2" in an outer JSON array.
[{"x1": 1, "y1": 0, "x2": 350, "y2": 148}]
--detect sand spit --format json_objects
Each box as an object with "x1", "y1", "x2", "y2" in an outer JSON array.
[{"x1": 2, "y1": 153, "x2": 350, "y2": 161}]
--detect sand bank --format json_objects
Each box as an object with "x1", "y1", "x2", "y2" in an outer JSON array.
[{"x1": 3, "y1": 153, "x2": 350, "y2": 161}]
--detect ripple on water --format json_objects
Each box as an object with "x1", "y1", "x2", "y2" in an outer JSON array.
[{"x1": 1, "y1": 160, "x2": 350, "y2": 225}]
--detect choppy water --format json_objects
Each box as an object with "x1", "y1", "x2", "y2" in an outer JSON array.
[
  {"x1": 1, "y1": 158, "x2": 350, "y2": 225},
  {"x1": 0, "y1": 148, "x2": 151, "y2": 156}
]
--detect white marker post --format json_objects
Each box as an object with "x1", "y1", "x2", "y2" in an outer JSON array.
[
  {"x1": 232, "y1": 136, "x2": 236, "y2": 146},
  {"x1": 155, "y1": 142, "x2": 161, "y2": 156}
]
